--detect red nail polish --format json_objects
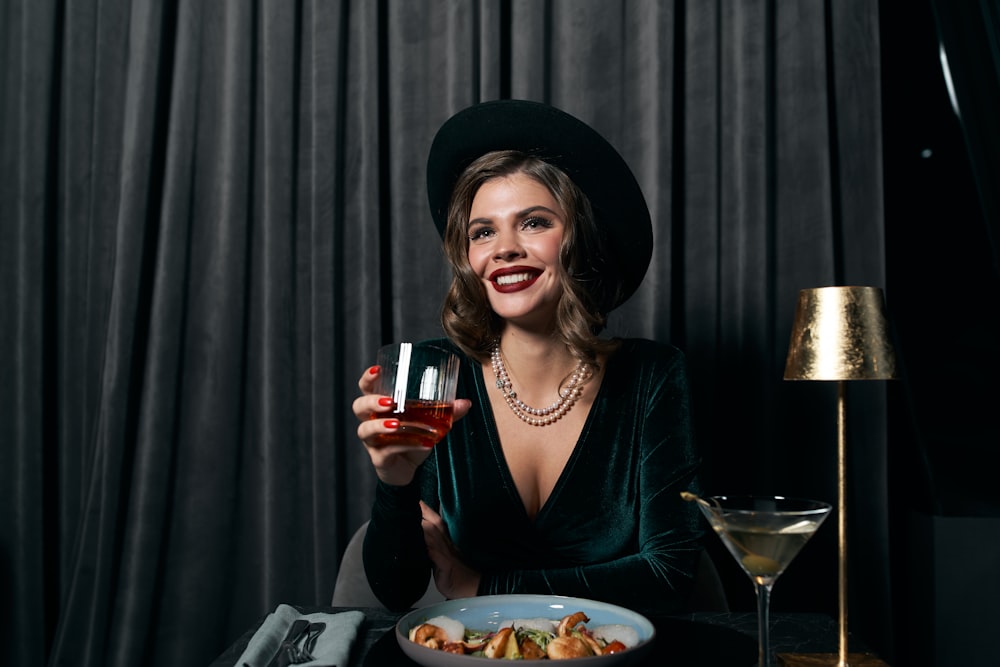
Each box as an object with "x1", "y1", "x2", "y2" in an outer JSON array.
[
  {"x1": 378, "y1": 397, "x2": 394, "y2": 407},
  {"x1": 368, "y1": 366, "x2": 380, "y2": 375},
  {"x1": 384, "y1": 419, "x2": 400, "y2": 429}
]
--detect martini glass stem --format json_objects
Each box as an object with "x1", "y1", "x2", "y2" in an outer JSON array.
[{"x1": 755, "y1": 581, "x2": 774, "y2": 667}]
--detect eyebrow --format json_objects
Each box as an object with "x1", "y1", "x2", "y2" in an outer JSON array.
[{"x1": 468, "y1": 205, "x2": 561, "y2": 228}]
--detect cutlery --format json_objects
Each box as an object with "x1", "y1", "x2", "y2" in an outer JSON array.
[{"x1": 260, "y1": 618, "x2": 327, "y2": 667}]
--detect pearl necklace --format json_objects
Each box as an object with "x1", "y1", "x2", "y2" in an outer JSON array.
[{"x1": 490, "y1": 340, "x2": 592, "y2": 426}]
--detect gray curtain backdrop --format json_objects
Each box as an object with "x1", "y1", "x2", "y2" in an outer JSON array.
[{"x1": 2, "y1": 1, "x2": 895, "y2": 665}]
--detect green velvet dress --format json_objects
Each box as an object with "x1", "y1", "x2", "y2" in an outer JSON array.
[{"x1": 364, "y1": 338, "x2": 704, "y2": 615}]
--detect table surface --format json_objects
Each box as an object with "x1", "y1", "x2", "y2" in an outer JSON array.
[{"x1": 210, "y1": 606, "x2": 875, "y2": 666}]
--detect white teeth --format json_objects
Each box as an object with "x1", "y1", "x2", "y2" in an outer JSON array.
[{"x1": 495, "y1": 272, "x2": 534, "y2": 286}]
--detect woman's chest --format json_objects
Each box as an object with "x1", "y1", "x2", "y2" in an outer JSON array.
[
  {"x1": 488, "y1": 388, "x2": 594, "y2": 519},
  {"x1": 439, "y1": 389, "x2": 644, "y2": 565}
]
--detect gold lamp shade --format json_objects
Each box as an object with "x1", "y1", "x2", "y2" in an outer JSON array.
[{"x1": 784, "y1": 286, "x2": 897, "y2": 381}]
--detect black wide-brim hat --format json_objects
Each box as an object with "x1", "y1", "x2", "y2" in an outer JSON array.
[{"x1": 426, "y1": 99, "x2": 653, "y2": 310}]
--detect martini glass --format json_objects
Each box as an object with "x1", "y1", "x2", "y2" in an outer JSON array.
[{"x1": 697, "y1": 496, "x2": 831, "y2": 667}]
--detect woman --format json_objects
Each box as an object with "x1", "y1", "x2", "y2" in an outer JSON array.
[{"x1": 353, "y1": 100, "x2": 703, "y2": 616}]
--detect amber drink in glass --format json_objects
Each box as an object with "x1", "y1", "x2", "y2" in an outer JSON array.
[{"x1": 370, "y1": 343, "x2": 460, "y2": 448}]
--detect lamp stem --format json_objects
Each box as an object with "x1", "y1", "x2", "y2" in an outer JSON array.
[{"x1": 837, "y1": 380, "x2": 848, "y2": 667}]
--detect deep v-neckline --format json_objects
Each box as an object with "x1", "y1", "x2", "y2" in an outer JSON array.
[{"x1": 473, "y1": 360, "x2": 607, "y2": 523}]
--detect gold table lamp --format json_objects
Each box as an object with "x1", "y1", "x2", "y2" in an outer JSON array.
[{"x1": 780, "y1": 286, "x2": 897, "y2": 667}]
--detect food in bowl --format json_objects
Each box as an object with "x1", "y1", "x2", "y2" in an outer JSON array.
[{"x1": 408, "y1": 610, "x2": 638, "y2": 659}]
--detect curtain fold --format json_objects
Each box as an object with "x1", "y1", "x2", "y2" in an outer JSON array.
[
  {"x1": 0, "y1": 1, "x2": 898, "y2": 665},
  {"x1": 930, "y1": 0, "x2": 1000, "y2": 272},
  {"x1": 1, "y1": 1, "x2": 59, "y2": 663}
]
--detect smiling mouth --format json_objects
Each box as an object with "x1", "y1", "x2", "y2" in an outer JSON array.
[
  {"x1": 490, "y1": 269, "x2": 541, "y2": 292},
  {"x1": 496, "y1": 272, "x2": 535, "y2": 286}
]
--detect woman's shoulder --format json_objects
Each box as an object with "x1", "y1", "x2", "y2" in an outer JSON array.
[
  {"x1": 611, "y1": 338, "x2": 686, "y2": 366},
  {"x1": 604, "y1": 339, "x2": 690, "y2": 397}
]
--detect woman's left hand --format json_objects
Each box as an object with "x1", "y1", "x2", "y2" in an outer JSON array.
[{"x1": 420, "y1": 500, "x2": 481, "y2": 600}]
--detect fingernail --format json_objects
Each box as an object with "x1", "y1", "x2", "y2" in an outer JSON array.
[
  {"x1": 384, "y1": 419, "x2": 400, "y2": 429},
  {"x1": 368, "y1": 366, "x2": 380, "y2": 375},
  {"x1": 378, "y1": 396, "x2": 394, "y2": 407}
]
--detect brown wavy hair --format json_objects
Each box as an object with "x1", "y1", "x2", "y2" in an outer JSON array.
[{"x1": 440, "y1": 150, "x2": 623, "y2": 364}]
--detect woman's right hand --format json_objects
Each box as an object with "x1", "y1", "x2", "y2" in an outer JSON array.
[{"x1": 353, "y1": 365, "x2": 471, "y2": 486}]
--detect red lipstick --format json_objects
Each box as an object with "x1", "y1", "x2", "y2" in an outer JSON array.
[{"x1": 488, "y1": 266, "x2": 542, "y2": 293}]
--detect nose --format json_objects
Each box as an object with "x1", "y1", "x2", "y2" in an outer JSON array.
[
  {"x1": 493, "y1": 246, "x2": 523, "y2": 262},
  {"x1": 492, "y1": 230, "x2": 524, "y2": 262}
]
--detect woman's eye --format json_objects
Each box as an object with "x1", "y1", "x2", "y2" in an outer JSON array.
[
  {"x1": 521, "y1": 216, "x2": 554, "y2": 231},
  {"x1": 468, "y1": 227, "x2": 494, "y2": 242}
]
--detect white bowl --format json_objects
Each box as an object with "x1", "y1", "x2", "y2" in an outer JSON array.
[{"x1": 395, "y1": 594, "x2": 656, "y2": 665}]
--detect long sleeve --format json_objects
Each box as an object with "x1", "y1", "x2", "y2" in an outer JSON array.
[{"x1": 362, "y1": 478, "x2": 433, "y2": 610}]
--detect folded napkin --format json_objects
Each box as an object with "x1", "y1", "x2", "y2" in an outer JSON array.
[{"x1": 235, "y1": 604, "x2": 365, "y2": 667}]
